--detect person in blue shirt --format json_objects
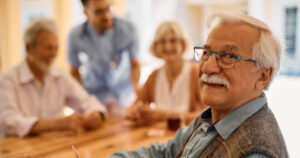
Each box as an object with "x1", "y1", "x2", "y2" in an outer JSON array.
[
  {"x1": 110, "y1": 12, "x2": 288, "y2": 158},
  {"x1": 67, "y1": 0, "x2": 140, "y2": 106}
]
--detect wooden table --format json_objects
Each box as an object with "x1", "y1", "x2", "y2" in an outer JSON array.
[{"x1": 0, "y1": 115, "x2": 176, "y2": 158}]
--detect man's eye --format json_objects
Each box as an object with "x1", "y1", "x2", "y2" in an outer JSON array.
[
  {"x1": 203, "y1": 51, "x2": 209, "y2": 55},
  {"x1": 221, "y1": 53, "x2": 236, "y2": 59}
]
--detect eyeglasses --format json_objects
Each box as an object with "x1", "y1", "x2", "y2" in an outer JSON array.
[{"x1": 194, "y1": 46, "x2": 257, "y2": 69}]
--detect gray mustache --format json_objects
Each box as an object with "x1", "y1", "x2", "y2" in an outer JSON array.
[{"x1": 200, "y1": 74, "x2": 230, "y2": 89}]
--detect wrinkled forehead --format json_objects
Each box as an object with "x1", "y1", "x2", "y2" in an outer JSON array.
[{"x1": 205, "y1": 23, "x2": 260, "y2": 54}]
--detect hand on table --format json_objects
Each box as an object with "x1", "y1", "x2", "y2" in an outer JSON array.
[
  {"x1": 83, "y1": 111, "x2": 104, "y2": 130},
  {"x1": 139, "y1": 106, "x2": 170, "y2": 123},
  {"x1": 57, "y1": 113, "x2": 85, "y2": 134},
  {"x1": 126, "y1": 101, "x2": 176, "y2": 125},
  {"x1": 125, "y1": 101, "x2": 145, "y2": 121}
]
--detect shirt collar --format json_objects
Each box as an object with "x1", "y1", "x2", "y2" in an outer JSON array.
[
  {"x1": 86, "y1": 23, "x2": 98, "y2": 35},
  {"x1": 86, "y1": 21, "x2": 113, "y2": 37},
  {"x1": 20, "y1": 60, "x2": 61, "y2": 84},
  {"x1": 201, "y1": 93, "x2": 267, "y2": 140}
]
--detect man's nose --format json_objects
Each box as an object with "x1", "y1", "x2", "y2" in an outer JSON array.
[{"x1": 201, "y1": 54, "x2": 221, "y2": 74}]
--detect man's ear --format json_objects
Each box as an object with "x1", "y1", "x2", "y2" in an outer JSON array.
[{"x1": 255, "y1": 67, "x2": 273, "y2": 90}]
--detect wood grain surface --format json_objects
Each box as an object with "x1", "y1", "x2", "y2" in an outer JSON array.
[{"x1": 0, "y1": 115, "x2": 176, "y2": 158}]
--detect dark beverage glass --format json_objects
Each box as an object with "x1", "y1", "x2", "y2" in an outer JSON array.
[{"x1": 167, "y1": 117, "x2": 181, "y2": 131}]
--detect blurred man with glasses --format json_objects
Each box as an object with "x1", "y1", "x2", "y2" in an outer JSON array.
[{"x1": 111, "y1": 12, "x2": 288, "y2": 158}]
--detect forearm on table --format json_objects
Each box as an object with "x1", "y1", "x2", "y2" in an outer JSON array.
[
  {"x1": 114, "y1": 128, "x2": 190, "y2": 157},
  {"x1": 29, "y1": 117, "x2": 65, "y2": 134}
]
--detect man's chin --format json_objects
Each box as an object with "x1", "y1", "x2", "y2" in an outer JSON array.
[
  {"x1": 102, "y1": 21, "x2": 113, "y2": 30},
  {"x1": 201, "y1": 95, "x2": 223, "y2": 107},
  {"x1": 105, "y1": 25, "x2": 113, "y2": 31},
  {"x1": 38, "y1": 64, "x2": 52, "y2": 74}
]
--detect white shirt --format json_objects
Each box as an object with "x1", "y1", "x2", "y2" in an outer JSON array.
[
  {"x1": 155, "y1": 62, "x2": 191, "y2": 112},
  {"x1": 0, "y1": 60, "x2": 106, "y2": 137}
]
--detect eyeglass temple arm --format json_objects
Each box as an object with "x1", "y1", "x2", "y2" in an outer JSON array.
[{"x1": 237, "y1": 56, "x2": 256, "y2": 63}]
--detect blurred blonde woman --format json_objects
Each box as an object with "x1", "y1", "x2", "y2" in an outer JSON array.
[{"x1": 126, "y1": 21, "x2": 207, "y2": 124}]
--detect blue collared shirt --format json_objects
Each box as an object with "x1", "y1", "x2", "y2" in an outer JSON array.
[
  {"x1": 111, "y1": 93, "x2": 270, "y2": 158},
  {"x1": 67, "y1": 17, "x2": 138, "y2": 105}
]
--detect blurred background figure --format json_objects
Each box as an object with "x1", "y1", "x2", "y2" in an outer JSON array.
[
  {"x1": 126, "y1": 21, "x2": 207, "y2": 125},
  {"x1": 0, "y1": 18, "x2": 106, "y2": 137},
  {"x1": 67, "y1": 0, "x2": 140, "y2": 109}
]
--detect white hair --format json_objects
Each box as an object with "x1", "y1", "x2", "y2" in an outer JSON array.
[
  {"x1": 207, "y1": 12, "x2": 282, "y2": 90},
  {"x1": 24, "y1": 18, "x2": 57, "y2": 45}
]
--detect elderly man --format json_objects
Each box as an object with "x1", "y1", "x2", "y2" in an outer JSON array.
[
  {"x1": 110, "y1": 12, "x2": 288, "y2": 157},
  {"x1": 67, "y1": 0, "x2": 140, "y2": 106},
  {"x1": 0, "y1": 18, "x2": 106, "y2": 137}
]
